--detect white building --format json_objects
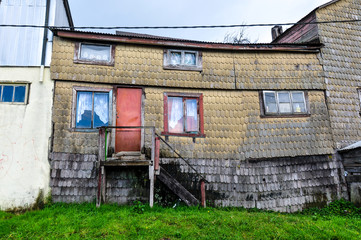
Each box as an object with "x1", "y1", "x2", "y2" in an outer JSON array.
[{"x1": 0, "y1": 0, "x2": 73, "y2": 210}]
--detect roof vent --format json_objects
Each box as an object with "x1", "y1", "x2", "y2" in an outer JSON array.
[{"x1": 271, "y1": 25, "x2": 283, "y2": 41}]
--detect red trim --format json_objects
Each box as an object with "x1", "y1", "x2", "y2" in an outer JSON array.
[
  {"x1": 162, "y1": 92, "x2": 205, "y2": 138},
  {"x1": 154, "y1": 137, "x2": 160, "y2": 171},
  {"x1": 199, "y1": 94, "x2": 204, "y2": 135},
  {"x1": 163, "y1": 93, "x2": 169, "y2": 133}
]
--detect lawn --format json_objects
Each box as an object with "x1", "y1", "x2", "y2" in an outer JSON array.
[{"x1": 0, "y1": 200, "x2": 360, "y2": 239}]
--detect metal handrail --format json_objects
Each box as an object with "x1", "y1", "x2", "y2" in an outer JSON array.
[
  {"x1": 155, "y1": 133, "x2": 207, "y2": 182},
  {"x1": 98, "y1": 126, "x2": 206, "y2": 181}
]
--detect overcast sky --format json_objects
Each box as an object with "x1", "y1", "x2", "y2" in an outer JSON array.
[{"x1": 68, "y1": 0, "x2": 331, "y2": 43}]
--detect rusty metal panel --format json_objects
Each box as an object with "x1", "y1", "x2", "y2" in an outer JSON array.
[{"x1": 115, "y1": 88, "x2": 142, "y2": 152}]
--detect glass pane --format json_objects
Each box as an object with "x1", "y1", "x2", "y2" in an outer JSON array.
[
  {"x1": 0, "y1": 85, "x2": 2, "y2": 101},
  {"x1": 185, "y1": 99, "x2": 198, "y2": 132},
  {"x1": 278, "y1": 92, "x2": 290, "y2": 103},
  {"x1": 184, "y1": 52, "x2": 196, "y2": 65},
  {"x1": 80, "y1": 44, "x2": 110, "y2": 62},
  {"x1": 93, "y1": 93, "x2": 109, "y2": 128},
  {"x1": 170, "y1": 52, "x2": 181, "y2": 65},
  {"x1": 264, "y1": 92, "x2": 277, "y2": 113},
  {"x1": 168, "y1": 97, "x2": 184, "y2": 133},
  {"x1": 293, "y1": 103, "x2": 306, "y2": 113},
  {"x1": 264, "y1": 92, "x2": 276, "y2": 103},
  {"x1": 279, "y1": 103, "x2": 291, "y2": 113},
  {"x1": 2, "y1": 86, "x2": 14, "y2": 102},
  {"x1": 14, "y1": 86, "x2": 26, "y2": 103},
  {"x1": 291, "y1": 92, "x2": 304, "y2": 103},
  {"x1": 76, "y1": 92, "x2": 92, "y2": 128}
]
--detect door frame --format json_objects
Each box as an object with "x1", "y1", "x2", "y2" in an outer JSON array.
[{"x1": 111, "y1": 85, "x2": 145, "y2": 153}]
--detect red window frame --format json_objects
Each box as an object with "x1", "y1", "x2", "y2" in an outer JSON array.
[{"x1": 162, "y1": 92, "x2": 205, "y2": 138}]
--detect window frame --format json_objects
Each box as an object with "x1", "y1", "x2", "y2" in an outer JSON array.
[
  {"x1": 74, "y1": 42, "x2": 115, "y2": 66},
  {"x1": 0, "y1": 83, "x2": 29, "y2": 104},
  {"x1": 163, "y1": 49, "x2": 202, "y2": 71},
  {"x1": 162, "y1": 92, "x2": 205, "y2": 138},
  {"x1": 260, "y1": 90, "x2": 310, "y2": 118},
  {"x1": 71, "y1": 86, "x2": 113, "y2": 131}
]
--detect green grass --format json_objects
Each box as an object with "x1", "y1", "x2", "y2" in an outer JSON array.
[{"x1": 1, "y1": 200, "x2": 361, "y2": 239}]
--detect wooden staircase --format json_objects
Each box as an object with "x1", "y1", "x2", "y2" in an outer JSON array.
[{"x1": 157, "y1": 166, "x2": 199, "y2": 206}]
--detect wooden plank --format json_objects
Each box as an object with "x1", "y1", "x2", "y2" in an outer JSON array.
[
  {"x1": 101, "y1": 160, "x2": 151, "y2": 166},
  {"x1": 158, "y1": 166, "x2": 199, "y2": 206}
]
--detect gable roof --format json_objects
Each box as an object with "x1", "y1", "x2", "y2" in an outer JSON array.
[{"x1": 272, "y1": 0, "x2": 341, "y2": 43}]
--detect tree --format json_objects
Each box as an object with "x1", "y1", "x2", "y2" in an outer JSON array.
[{"x1": 223, "y1": 27, "x2": 257, "y2": 44}]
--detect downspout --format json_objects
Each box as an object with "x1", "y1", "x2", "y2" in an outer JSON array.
[{"x1": 39, "y1": 0, "x2": 50, "y2": 82}]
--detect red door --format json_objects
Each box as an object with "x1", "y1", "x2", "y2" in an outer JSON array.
[{"x1": 115, "y1": 88, "x2": 142, "y2": 152}]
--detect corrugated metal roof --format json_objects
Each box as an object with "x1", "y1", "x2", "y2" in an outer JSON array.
[
  {"x1": 53, "y1": 29, "x2": 323, "y2": 52},
  {"x1": 339, "y1": 140, "x2": 361, "y2": 151}
]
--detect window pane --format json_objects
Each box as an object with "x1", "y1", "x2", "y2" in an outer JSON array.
[
  {"x1": 0, "y1": 86, "x2": 2, "y2": 100},
  {"x1": 93, "y1": 93, "x2": 109, "y2": 128},
  {"x1": 278, "y1": 92, "x2": 290, "y2": 103},
  {"x1": 80, "y1": 44, "x2": 110, "y2": 62},
  {"x1": 168, "y1": 97, "x2": 184, "y2": 133},
  {"x1": 14, "y1": 86, "x2": 26, "y2": 103},
  {"x1": 293, "y1": 103, "x2": 306, "y2": 113},
  {"x1": 264, "y1": 92, "x2": 276, "y2": 103},
  {"x1": 76, "y1": 92, "x2": 92, "y2": 128},
  {"x1": 291, "y1": 92, "x2": 304, "y2": 103},
  {"x1": 279, "y1": 103, "x2": 291, "y2": 113},
  {"x1": 264, "y1": 92, "x2": 277, "y2": 113},
  {"x1": 185, "y1": 99, "x2": 198, "y2": 132},
  {"x1": 184, "y1": 52, "x2": 196, "y2": 65},
  {"x1": 170, "y1": 52, "x2": 181, "y2": 65},
  {"x1": 2, "y1": 86, "x2": 14, "y2": 102}
]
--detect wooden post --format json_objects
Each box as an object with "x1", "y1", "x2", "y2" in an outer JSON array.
[
  {"x1": 96, "y1": 127, "x2": 106, "y2": 207},
  {"x1": 154, "y1": 137, "x2": 160, "y2": 175},
  {"x1": 201, "y1": 179, "x2": 206, "y2": 208},
  {"x1": 149, "y1": 128, "x2": 155, "y2": 208},
  {"x1": 101, "y1": 166, "x2": 106, "y2": 203}
]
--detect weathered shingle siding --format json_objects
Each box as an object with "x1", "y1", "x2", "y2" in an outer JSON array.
[
  {"x1": 52, "y1": 81, "x2": 333, "y2": 159},
  {"x1": 51, "y1": 37, "x2": 325, "y2": 91},
  {"x1": 316, "y1": 0, "x2": 361, "y2": 148},
  {"x1": 160, "y1": 155, "x2": 344, "y2": 212}
]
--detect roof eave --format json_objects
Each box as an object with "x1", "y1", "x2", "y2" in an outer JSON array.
[{"x1": 52, "y1": 29, "x2": 322, "y2": 52}]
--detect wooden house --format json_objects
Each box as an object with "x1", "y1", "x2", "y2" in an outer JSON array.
[
  {"x1": 273, "y1": 0, "x2": 361, "y2": 207},
  {"x1": 49, "y1": 27, "x2": 345, "y2": 211}
]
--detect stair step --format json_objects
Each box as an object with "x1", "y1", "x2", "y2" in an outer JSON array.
[
  {"x1": 114, "y1": 151, "x2": 142, "y2": 157},
  {"x1": 157, "y1": 166, "x2": 199, "y2": 206}
]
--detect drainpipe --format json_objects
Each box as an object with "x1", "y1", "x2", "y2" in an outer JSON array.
[{"x1": 39, "y1": 0, "x2": 50, "y2": 82}]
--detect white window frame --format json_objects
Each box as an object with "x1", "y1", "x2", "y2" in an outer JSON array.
[
  {"x1": 71, "y1": 86, "x2": 113, "y2": 131},
  {"x1": 163, "y1": 49, "x2": 202, "y2": 71},
  {"x1": 262, "y1": 90, "x2": 308, "y2": 116},
  {"x1": 0, "y1": 83, "x2": 29, "y2": 104}
]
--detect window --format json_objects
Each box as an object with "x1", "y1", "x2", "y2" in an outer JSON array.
[
  {"x1": 162, "y1": 92, "x2": 205, "y2": 137},
  {"x1": 163, "y1": 49, "x2": 202, "y2": 71},
  {"x1": 74, "y1": 42, "x2": 115, "y2": 66},
  {"x1": 72, "y1": 87, "x2": 112, "y2": 129},
  {"x1": 261, "y1": 91, "x2": 308, "y2": 116},
  {"x1": 0, "y1": 84, "x2": 28, "y2": 104}
]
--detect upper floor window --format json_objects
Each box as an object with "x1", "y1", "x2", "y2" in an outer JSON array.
[
  {"x1": 261, "y1": 91, "x2": 308, "y2": 116},
  {"x1": 74, "y1": 43, "x2": 115, "y2": 66},
  {"x1": 72, "y1": 87, "x2": 112, "y2": 130},
  {"x1": 163, "y1": 49, "x2": 202, "y2": 71},
  {"x1": 162, "y1": 92, "x2": 205, "y2": 138},
  {"x1": 0, "y1": 84, "x2": 28, "y2": 104}
]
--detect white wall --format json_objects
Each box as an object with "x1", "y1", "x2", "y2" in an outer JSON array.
[{"x1": 0, "y1": 67, "x2": 53, "y2": 210}]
